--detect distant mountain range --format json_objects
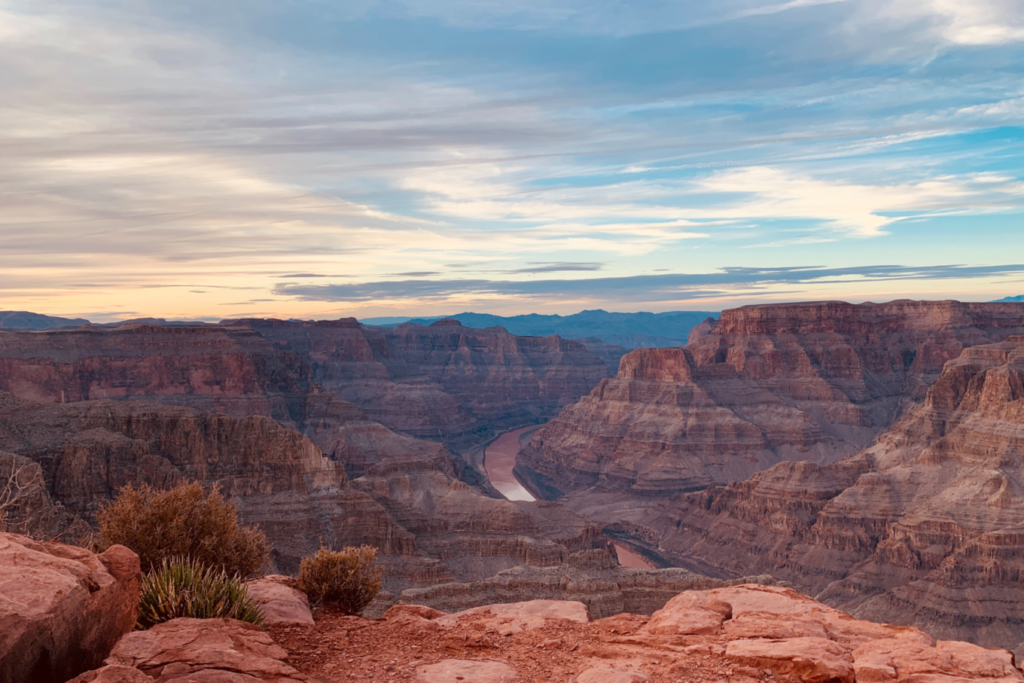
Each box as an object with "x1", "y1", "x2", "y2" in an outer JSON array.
[
  {"x1": 993, "y1": 295, "x2": 1024, "y2": 302},
  {"x1": 0, "y1": 311, "x2": 89, "y2": 330},
  {"x1": 3, "y1": 308, "x2": 718, "y2": 350},
  {"x1": 361, "y1": 309, "x2": 718, "y2": 349}
]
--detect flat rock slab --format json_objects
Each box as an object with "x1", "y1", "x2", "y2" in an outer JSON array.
[
  {"x1": 415, "y1": 659, "x2": 517, "y2": 683},
  {"x1": 102, "y1": 617, "x2": 310, "y2": 682},
  {"x1": 725, "y1": 636, "x2": 855, "y2": 683},
  {"x1": 248, "y1": 576, "x2": 315, "y2": 626},
  {"x1": 576, "y1": 667, "x2": 649, "y2": 683},
  {"x1": 69, "y1": 664, "x2": 153, "y2": 683}
]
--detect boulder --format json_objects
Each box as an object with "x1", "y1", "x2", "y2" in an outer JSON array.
[
  {"x1": 0, "y1": 533, "x2": 140, "y2": 683},
  {"x1": 247, "y1": 576, "x2": 314, "y2": 627},
  {"x1": 724, "y1": 637, "x2": 854, "y2": 683},
  {"x1": 101, "y1": 617, "x2": 308, "y2": 682}
]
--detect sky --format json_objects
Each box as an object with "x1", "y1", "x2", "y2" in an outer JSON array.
[{"x1": 2, "y1": 0, "x2": 1023, "y2": 322}]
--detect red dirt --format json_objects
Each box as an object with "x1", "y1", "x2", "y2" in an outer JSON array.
[{"x1": 269, "y1": 608, "x2": 761, "y2": 683}]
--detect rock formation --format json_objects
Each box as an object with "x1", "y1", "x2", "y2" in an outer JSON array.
[
  {"x1": 74, "y1": 618, "x2": 311, "y2": 683},
  {"x1": 395, "y1": 548, "x2": 784, "y2": 618},
  {"x1": 0, "y1": 317, "x2": 609, "y2": 465},
  {"x1": 268, "y1": 584, "x2": 1024, "y2": 682},
  {"x1": 520, "y1": 300, "x2": 1024, "y2": 497},
  {"x1": 650, "y1": 336, "x2": 1024, "y2": 650},
  {"x1": 247, "y1": 576, "x2": 316, "y2": 627},
  {"x1": 235, "y1": 317, "x2": 609, "y2": 447},
  {"x1": 0, "y1": 392, "x2": 612, "y2": 591},
  {"x1": 0, "y1": 533, "x2": 141, "y2": 683}
]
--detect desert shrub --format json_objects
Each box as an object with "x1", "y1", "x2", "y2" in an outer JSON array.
[
  {"x1": 137, "y1": 557, "x2": 264, "y2": 629},
  {"x1": 298, "y1": 545, "x2": 382, "y2": 614},
  {"x1": 97, "y1": 481, "x2": 269, "y2": 576}
]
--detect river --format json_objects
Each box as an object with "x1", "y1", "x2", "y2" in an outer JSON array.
[{"x1": 483, "y1": 425, "x2": 655, "y2": 569}]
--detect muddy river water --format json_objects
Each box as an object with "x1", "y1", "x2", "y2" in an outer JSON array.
[{"x1": 483, "y1": 425, "x2": 654, "y2": 569}]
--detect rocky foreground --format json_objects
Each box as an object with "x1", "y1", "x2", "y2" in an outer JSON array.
[{"x1": 6, "y1": 532, "x2": 1024, "y2": 683}]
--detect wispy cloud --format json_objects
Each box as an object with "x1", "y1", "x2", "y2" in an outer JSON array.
[
  {"x1": 275, "y1": 263, "x2": 1024, "y2": 304},
  {"x1": 0, "y1": 0, "x2": 1022, "y2": 320}
]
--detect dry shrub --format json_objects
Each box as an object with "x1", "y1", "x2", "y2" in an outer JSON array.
[
  {"x1": 298, "y1": 545, "x2": 382, "y2": 614},
  {"x1": 98, "y1": 481, "x2": 268, "y2": 576},
  {"x1": 137, "y1": 557, "x2": 264, "y2": 629}
]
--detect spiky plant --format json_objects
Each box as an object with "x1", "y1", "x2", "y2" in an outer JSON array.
[{"x1": 137, "y1": 557, "x2": 264, "y2": 629}]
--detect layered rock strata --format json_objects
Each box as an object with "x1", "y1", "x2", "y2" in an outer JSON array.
[
  {"x1": 396, "y1": 548, "x2": 784, "y2": 618},
  {"x1": 651, "y1": 337, "x2": 1024, "y2": 650},
  {"x1": 0, "y1": 533, "x2": 141, "y2": 683},
  {"x1": 0, "y1": 392, "x2": 609, "y2": 589},
  {"x1": 521, "y1": 300, "x2": 1024, "y2": 496},
  {"x1": 235, "y1": 317, "x2": 610, "y2": 447}
]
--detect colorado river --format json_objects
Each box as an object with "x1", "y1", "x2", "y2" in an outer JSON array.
[
  {"x1": 484, "y1": 426, "x2": 656, "y2": 569},
  {"x1": 483, "y1": 426, "x2": 537, "y2": 502}
]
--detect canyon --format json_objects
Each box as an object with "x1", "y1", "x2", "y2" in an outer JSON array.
[
  {"x1": 0, "y1": 318, "x2": 613, "y2": 594},
  {"x1": 515, "y1": 300, "x2": 1024, "y2": 651},
  {"x1": 650, "y1": 335, "x2": 1024, "y2": 650},
  {"x1": 4, "y1": 300, "x2": 1024, "y2": 660}
]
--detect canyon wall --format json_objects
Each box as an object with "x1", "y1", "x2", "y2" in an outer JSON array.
[
  {"x1": 650, "y1": 336, "x2": 1024, "y2": 650},
  {"x1": 0, "y1": 391, "x2": 608, "y2": 590},
  {"x1": 0, "y1": 317, "x2": 609, "y2": 455},
  {"x1": 520, "y1": 300, "x2": 1024, "y2": 497}
]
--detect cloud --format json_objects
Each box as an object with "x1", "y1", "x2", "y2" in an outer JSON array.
[
  {"x1": 275, "y1": 263, "x2": 1024, "y2": 303},
  {"x1": 502, "y1": 262, "x2": 603, "y2": 274}
]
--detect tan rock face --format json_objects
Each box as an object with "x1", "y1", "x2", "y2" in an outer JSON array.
[
  {"x1": 653, "y1": 338, "x2": 1024, "y2": 650},
  {"x1": 0, "y1": 533, "x2": 141, "y2": 683},
  {"x1": 520, "y1": 301, "x2": 1024, "y2": 496},
  {"x1": 271, "y1": 585, "x2": 1023, "y2": 683},
  {"x1": 247, "y1": 576, "x2": 315, "y2": 627}
]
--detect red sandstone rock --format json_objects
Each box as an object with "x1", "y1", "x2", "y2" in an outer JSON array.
[
  {"x1": 0, "y1": 533, "x2": 141, "y2": 683},
  {"x1": 576, "y1": 667, "x2": 649, "y2": 683},
  {"x1": 414, "y1": 659, "x2": 518, "y2": 683},
  {"x1": 103, "y1": 617, "x2": 309, "y2": 682},
  {"x1": 725, "y1": 637, "x2": 854, "y2": 683},
  {"x1": 436, "y1": 598, "x2": 590, "y2": 635},
  {"x1": 248, "y1": 576, "x2": 315, "y2": 627},
  {"x1": 383, "y1": 604, "x2": 445, "y2": 621},
  {"x1": 271, "y1": 584, "x2": 1021, "y2": 683},
  {"x1": 68, "y1": 664, "x2": 152, "y2": 683}
]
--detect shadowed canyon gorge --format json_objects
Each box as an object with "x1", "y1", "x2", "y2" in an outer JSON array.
[{"x1": 3, "y1": 300, "x2": 1024, "y2": 657}]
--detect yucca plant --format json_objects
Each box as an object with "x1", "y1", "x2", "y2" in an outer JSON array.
[{"x1": 137, "y1": 557, "x2": 264, "y2": 629}]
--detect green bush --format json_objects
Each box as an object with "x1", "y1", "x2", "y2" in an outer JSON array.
[
  {"x1": 97, "y1": 482, "x2": 269, "y2": 576},
  {"x1": 298, "y1": 545, "x2": 382, "y2": 614},
  {"x1": 137, "y1": 557, "x2": 264, "y2": 629}
]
